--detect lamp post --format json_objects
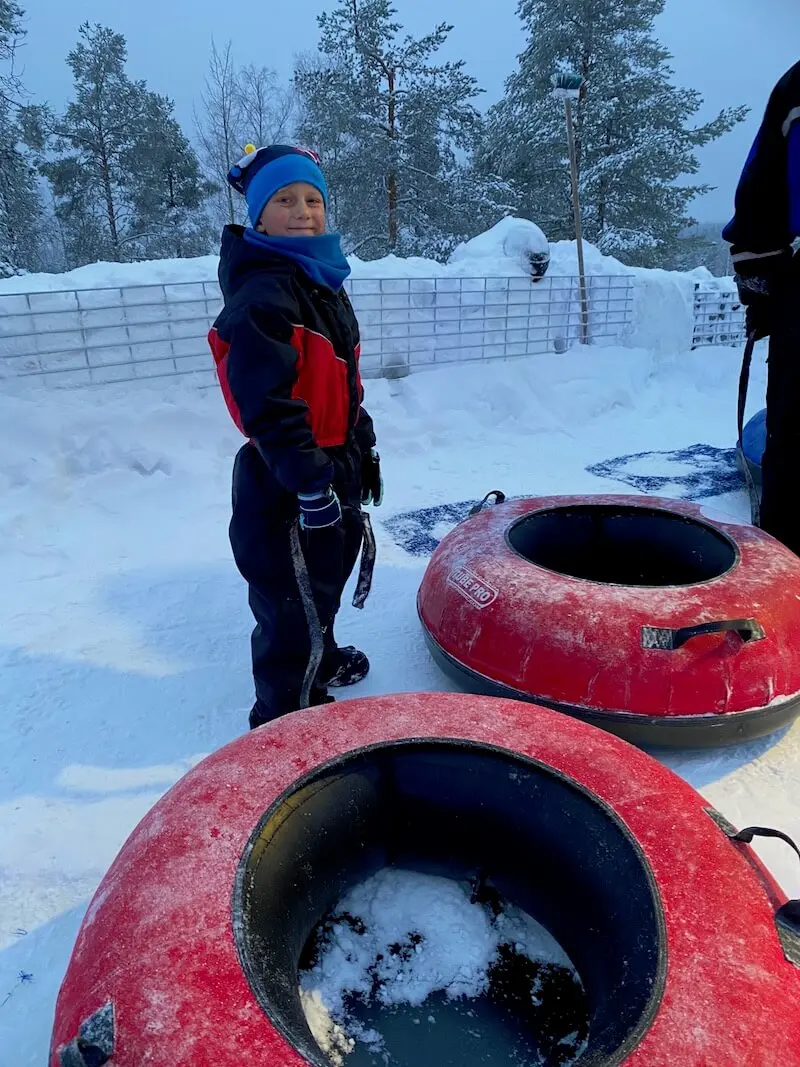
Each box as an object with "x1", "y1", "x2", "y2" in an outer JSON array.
[{"x1": 551, "y1": 72, "x2": 589, "y2": 345}]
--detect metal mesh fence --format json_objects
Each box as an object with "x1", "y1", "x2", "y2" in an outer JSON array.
[
  {"x1": 351, "y1": 274, "x2": 634, "y2": 377},
  {"x1": 0, "y1": 273, "x2": 635, "y2": 389},
  {"x1": 692, "y1": 284, "x2": 746, "y2": 349},
  {"x1": 0, "y1": 282, "x2": 221, "y2": 388}
]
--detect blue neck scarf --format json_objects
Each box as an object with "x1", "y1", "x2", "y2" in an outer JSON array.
[{"x1": 244, "y1": 228, "x2": 351, "y2": 292}]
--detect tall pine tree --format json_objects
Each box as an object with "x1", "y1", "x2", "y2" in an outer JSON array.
[
  {"x1": 33, "y1": 23, "x2": 214, "y2": 266},
  {"x1": 295, "y1": 0, "x2": 514, "y2": 260},
  {"x1": 40, "y1": 24, "x2": 144, "y2": 264},
  {"x1": 0, "y1": 2, "x2": 44, "y2": 276},
  {"x1": 127, "y1": 92, "x2": 217, "y2": 260},
  {"x1": 481, "y1": 0, "x2": 747, "y2": 267}
]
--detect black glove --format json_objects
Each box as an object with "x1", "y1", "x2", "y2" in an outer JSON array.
[
  {"x1": 298, "y1": 487, "x2": 342, "y2": 530},
  {"x1": 735, "y1": 274, "x2": 772, "y2": 341},
  {"x1": 361, "y1": 448, "x2": 383, "y2": 507},
  {"x1": 734, "y1": 251, "x2": 794, "y2": 341}
]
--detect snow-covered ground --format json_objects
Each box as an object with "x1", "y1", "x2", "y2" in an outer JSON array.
[{"x1": 3, "y1": 332, "x2": 797, "y2": 1066}]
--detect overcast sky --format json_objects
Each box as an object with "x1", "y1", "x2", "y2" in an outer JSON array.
[{"x1": 16, "y1": 0, "x2": 799, "y2": 223}]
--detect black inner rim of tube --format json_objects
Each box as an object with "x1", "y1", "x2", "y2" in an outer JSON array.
[
  {"x1": 505, "y1": 505, "x2": 738, "y2": 586},
  {"x1": 233, "y1": 739, "x2": 667, "y2": 1067}
]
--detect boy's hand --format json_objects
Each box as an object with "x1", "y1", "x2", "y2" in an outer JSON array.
[
  {"x1": 298, "y1": 487, "x2": 342, "y2": 530},
  {"x1": 361, "y1": 448, "x2": 384, "y2": 507}
]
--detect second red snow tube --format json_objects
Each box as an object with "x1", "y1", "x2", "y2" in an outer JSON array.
[
  {"x1": 418, "y1": 493, "x2": 800, "y2": 746},
  {"x1": 51, "y1": 694, "x2": 800, "y2": 1067}
]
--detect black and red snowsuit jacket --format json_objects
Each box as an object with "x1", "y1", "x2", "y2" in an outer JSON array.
[{"x1": 208, "y1": 225, "x2": 376, "y2": 509}]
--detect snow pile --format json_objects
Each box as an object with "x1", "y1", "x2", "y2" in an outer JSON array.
[
  {"x1": 0, "y1": 215, "x2": 721, "y2": 297},
  {"x1": 624, "y1": 265, "x2": 696, "y2": 356},
  {"x1": 695, "y1": 274, "x2": 737, "y2": 294},
  {"x1": 299, "y1": 867, "x2": 586, "y2": 1065},
  {"x1": 548, "y1": 239, "x2": 627, "y2": 278},
  {"x1": 0, "y1": 378, "x2": 224, "y2": 498},
  {"x1": 449, "y1": 217, "x2": 550, "y2": 276},
  {"x1": 0, "y1": 254, "x2": 221, "y2": 295}
]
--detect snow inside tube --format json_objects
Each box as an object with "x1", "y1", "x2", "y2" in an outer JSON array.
[
  {"x1": 418, "y1": 493, "x2": 800, "y2": 747},
  {"x1": 739, "y1": 407, "x2": 766, "y2": 487},
  {"x1": 237, "y1": 740, "x2": 663, "y2": 1067},
  {"x1": 50, "y1": 694, "x2": 800, "y2": 1067}
]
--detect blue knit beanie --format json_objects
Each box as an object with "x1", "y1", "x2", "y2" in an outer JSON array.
[{"x1": 227, "y1": 145, "x2": 329, "y2": 227}]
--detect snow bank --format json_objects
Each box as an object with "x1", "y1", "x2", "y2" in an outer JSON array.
[
  {"x1": 0, "y1": 213, "x2": 719, "y2": 297},
  {"x1": 0, "y1": 221, "x2": 715, "y2": 370},
  {"x1": 0, "y1": 255, "x2": 222, "y2": 295},
  {"x1": 626, "y1": 267, "x2": 696, "y2": 356},
  {"x1": 449, "y1": 217, "x2": 549, "y2": 276},
  {"x1": 546, "y1": 241, "x2": 718, "y2": 356}
]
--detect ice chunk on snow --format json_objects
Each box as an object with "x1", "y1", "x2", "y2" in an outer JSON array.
[{"x1": 300, "y1": 989, "x2": 356, "y2": 1067}]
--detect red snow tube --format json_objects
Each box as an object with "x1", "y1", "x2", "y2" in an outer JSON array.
[
  {"x1": 418, "y1": 493, "x2": 800, "y2": 747},
  {"x1": 51, "y1": 694, "x2": 800, "y2": 1067}
]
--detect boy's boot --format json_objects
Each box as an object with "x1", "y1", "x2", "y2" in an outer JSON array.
[
  {"x1": 320, "y1": 638, "x2": 370, "y2": 688},
  {"x1": 322, "y1": 646, "x2": 370, "y2": 687}
]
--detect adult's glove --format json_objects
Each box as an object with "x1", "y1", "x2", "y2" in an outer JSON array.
[
  {"x1": 734, "y1": 251, "x2": 794, "y2": 341},
  {"x1": 298, "y1": 487, "x2": 342, "y2": 530},
  {"x1": 734, "y1": 273, "x2": 772, "y2": 342},
  {"x1": 361, "y1": 448, "x2": 384, "y2": 507}
]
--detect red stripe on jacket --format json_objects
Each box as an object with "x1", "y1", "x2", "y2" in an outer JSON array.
[
  {"x1": 208, "y1": 327, "x2": 245, "y2": 434},
  {"x1": 208, "y1": 325, "x2": 363, "y2": 449}
]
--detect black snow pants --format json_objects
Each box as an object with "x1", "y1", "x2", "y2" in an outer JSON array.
[
  {"x1": 229, "y1": 442, "x2": 364, "y2": 719},
  {"x1": 760, "y1": 262, "x2": 800, "y2": 555}
]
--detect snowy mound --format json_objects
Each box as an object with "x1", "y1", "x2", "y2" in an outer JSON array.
[
  {"x1": 548, "y1": 240, "x2": 630, "y2": 277},
  {"x1": 299, "y1": 868, "x2": 587, "y2": 1066},
  {"x1": 347, "y1": 253, "x2": 453, "y2": 279},
  {"x1": 449, "y1": 217, "x2": 550, "y2": 275},
  {"x1": 0, "y1": 218, "x2": 719, "y2": 301},
  {"x1": 0, "y1": 254, "x2": 221, "y2": 295}
]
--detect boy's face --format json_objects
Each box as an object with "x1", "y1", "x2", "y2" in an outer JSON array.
[{"x1": 257, "y1": 182, "x2": 326, "y2": 237}]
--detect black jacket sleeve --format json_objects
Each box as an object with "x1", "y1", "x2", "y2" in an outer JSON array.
[
  {"x1": 355, "y1": 389, "x2": 377, "y2": 454},
  {"x1": 224, "y1": 301, "x2": 333, "y2": 494},
  {"x1": 355, "y1": 407, "x2": 377, "y2": 453}
]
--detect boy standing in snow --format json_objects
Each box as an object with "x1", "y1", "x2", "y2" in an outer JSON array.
[
  {"x1": 723, "y1": 61, "x2": 800, "y2": 553},
  {"x1": 208, "y1": 145, "x2": 383, "y2": 729}
]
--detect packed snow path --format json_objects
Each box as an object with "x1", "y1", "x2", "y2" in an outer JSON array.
[{"x1": 2, "y1": 341, "x2": 798, "y2": 1066}]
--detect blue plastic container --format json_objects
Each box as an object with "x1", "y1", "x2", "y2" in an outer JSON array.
[{"x1": 739, "y1": 407, "x2": 766, "y2": 487}]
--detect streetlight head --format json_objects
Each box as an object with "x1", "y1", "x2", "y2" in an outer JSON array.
[{"x1": 551, "y1": 71, "x2": 584, "y2": 101}]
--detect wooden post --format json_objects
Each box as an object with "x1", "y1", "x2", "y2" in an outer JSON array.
[{"x1": 563, "y1": 97, "x2": 589, "y2": 345}]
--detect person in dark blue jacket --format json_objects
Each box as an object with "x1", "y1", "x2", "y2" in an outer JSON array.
[
  {"x1": 723, "y1": 60, "x2": 800, "y2": 553},
  {"x1": 209, "y1": 145, "x2": 383, "y2": 729}
]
